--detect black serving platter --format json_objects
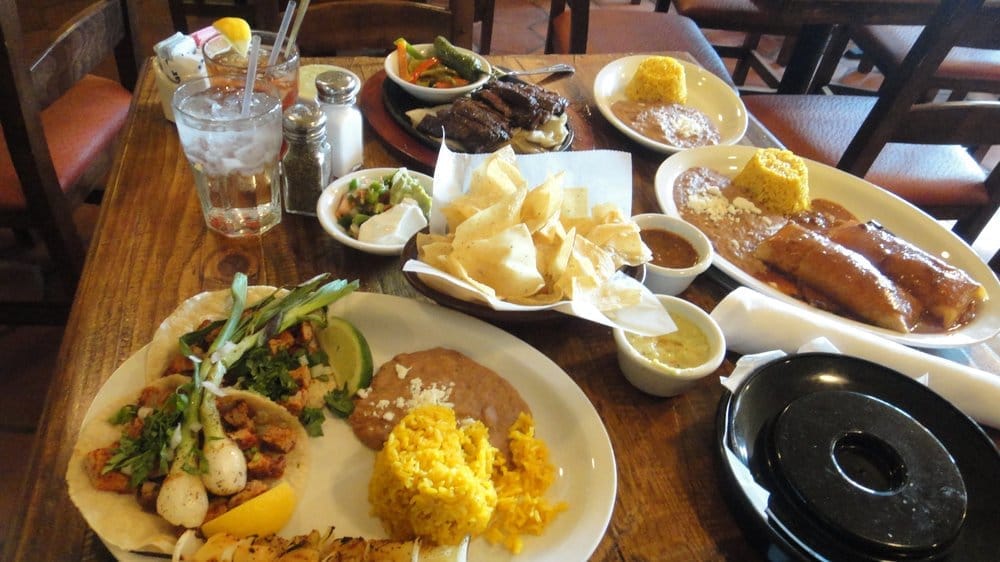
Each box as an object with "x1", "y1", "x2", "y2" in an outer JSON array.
[
  {"x1": 717, "y1": 353, "x2": 1000, "y2": 561},
  {"x1": 381, "y1": 75, "x2": 575, "y2": 155}
]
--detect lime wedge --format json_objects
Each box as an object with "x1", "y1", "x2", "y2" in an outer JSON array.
[{"x1": 318, "y1": 316, "x2": 373, "y2": 394}]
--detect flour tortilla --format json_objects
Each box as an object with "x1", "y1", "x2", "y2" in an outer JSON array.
[
  {"x1": 144, "y1": 286, "x2": 340, "y2": 411},
  {"x1": 145, "y1": 286, "x2": 286, "y2": 383},
  {"x1": 67, "y1": 375, "x2": 310, "y2": 554}
]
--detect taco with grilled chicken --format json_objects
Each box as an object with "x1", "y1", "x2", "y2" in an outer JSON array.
[
  {"x1": 144, "y1": 274, "x2": 364, "y2": 436},
  {"x1": 67, "y1": 374, "x2": 310, "y2": 554}
]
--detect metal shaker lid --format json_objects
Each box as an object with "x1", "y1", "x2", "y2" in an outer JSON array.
[
  {"x1": 315, "y1": 69, "x2": 360, "y2": 104},
  {"x1": 283, "y1": 101, "x2": 327, "y2": 137}
]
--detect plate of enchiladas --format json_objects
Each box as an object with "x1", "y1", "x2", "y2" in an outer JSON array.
[{"x1": 654, "y1": 145, "x2": 1000, "y2": 348}]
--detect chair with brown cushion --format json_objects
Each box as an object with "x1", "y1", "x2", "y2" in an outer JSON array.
[
  {"x1": 848, "y1": 15, "x2": 1000, "y2": 101},
  {"x1": 664, "y1": 0, "x2": 800, "y2": 88},
  {"x1": 742, "y1": 0, "x2": 998, "y2": 245},
  {"x1": 545, "y1": 0, "x2": 736, "y2": 89},
  {"x1": 0, "y1": 0, "x2": 135, "y2": 324},
  {"x1": 295, "y1": 0, "x2": 474, "y2": 56}
]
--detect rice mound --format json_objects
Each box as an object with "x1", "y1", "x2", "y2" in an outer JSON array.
[
  {"x1": 485, "y1": 412, "x2": 568, "y2": 554},
  {"x1": 369, "y1": 405, "x2": 498, "y2": 546},
  {"x1": 732, "y1": 148, "x2": 810, "y2": 214},
  {"x1": 625, "y1": 56, "x2": 687, "y2": 104}
]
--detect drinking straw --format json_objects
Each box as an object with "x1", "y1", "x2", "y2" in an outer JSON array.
[
  {"x1": 268, "y1": 1, "x2": 296, "y2": 67},
  {"x1": 284, "y1": 0, "x2": 311, "y2": 59},
  {"x1": 241, "y1": 35, "x2": 262, "y2": 117}
]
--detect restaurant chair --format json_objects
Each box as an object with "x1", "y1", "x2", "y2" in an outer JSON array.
[
  {"x1": 168, "y1": 0, "x2": 281, "y2": 33},
  {"x1": 545, "y1": 0, "x2": 736, "y2": 89},
  {"x1": 845, "y1": 5, "x2": 1000, "y2": 101},
  {"x1": 0, "y1": 0, "x2": 136, "y2": 324},
  {"x1": 471, "y1": 0, "x2": 495, "y2": 54},
  {"x1": 663, "y1": 0, "x2": 800, "y2": 88},
  {"x1": 294, "y1": 0, "x2": 474, "y2": 56},
  {"x1": 742, "y1": 0, "x2": 998, "y2": 246}
]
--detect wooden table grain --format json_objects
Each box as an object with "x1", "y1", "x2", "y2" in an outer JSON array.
[{"x1": 3, "y1": 53, "x2": 995, "y2": 562}]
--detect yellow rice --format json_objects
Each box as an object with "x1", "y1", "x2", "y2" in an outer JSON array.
[
  {"x1": 625, "y1": 56, "x2": 687, "y2": 104},
  {"x1": 369, "y1": 406, "x2": 566, "y2": 552},
  {"x1": 369, "y1": 405, "x2": 497, "y2": 546},
  {"x1": 484, "y1": 412, "x2": 568, "y2": 554},
  {"x1": 732, "y1": 148, "x2": 810, "y2": 214}
]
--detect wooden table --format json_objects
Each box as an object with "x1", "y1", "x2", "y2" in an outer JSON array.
[
  {"x1": 755, "y1": 0, "x2": 1000, "y2": 93},
  {"x1": 4, "y1": 53, "x2": 996, "y2": 562}
]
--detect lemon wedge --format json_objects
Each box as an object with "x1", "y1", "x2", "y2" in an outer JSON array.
[
  {"x1": 212, "y1": 17, "x2": 252, "y2": 57},
  {"x1": 201, "y1": 481, "x2": 296, "y2": 537}
]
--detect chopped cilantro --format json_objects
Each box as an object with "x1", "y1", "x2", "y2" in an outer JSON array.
[
  {"x1": 300, "y1": 407, "x2": 326, "y2": 437},
  {"x1": 324, "y1": 387, "x2": 355, "y2": 418},
  {"x1": 104, "y1": 384, "x2": 192, "y2": 489},
  {"x1": 230, "y1": 346, "x2": 300, "y2": 402},
  {"x1": 108, "y1": 404, "x2": 138, "y2": 425}
]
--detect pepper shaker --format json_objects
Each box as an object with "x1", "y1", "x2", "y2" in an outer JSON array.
[
  {"x1": 281, "y1": 102, "x2": 332, "y2": 216},
  {"x1": 315, "y1": 69, "x2": 364, "y2": 179}
]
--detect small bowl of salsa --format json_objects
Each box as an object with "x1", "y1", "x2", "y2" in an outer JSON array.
[
  {"x1": 613, "y1": 294, "x2": 726, "y2": 397},
  {"x1": 634, "y1": 213, "x2": 713, "y2": 295}
]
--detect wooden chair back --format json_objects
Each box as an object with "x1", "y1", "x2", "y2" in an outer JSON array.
[
  {"x1": 839, "y1": 0, "x2": 997, "y2": 241},
  {"x1": 168, "y1": 0, "x2": 281, "y2": 33},
  {"x1": 295, "y1": 0, "x2": 475, "y2": 56},
  {"x1": 546, "y1": 0, "x2": 591, "y2": 54},
  {"x1": 0, "y1": 0, "x2": 136, "y2": 323}
]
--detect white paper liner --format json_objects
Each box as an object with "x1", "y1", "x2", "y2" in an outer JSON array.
[{"x1": 402, "y1": 143, "x2": 676, "y2": 336}]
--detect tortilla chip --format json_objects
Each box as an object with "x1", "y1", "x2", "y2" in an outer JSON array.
[
  {"x1": 451, "y1": 224, "x2": 545, "y2": 298},
  {"x1": 520, "y1": 172, "x2": 564, "y2": 233}
]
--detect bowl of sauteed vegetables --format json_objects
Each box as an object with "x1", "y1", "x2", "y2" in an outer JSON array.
[
  {"x1": 317, "y1": 167, "x2": 433, "y2": 255},
  {"x1": 385, "y1": 36, "x2": 492, "y2": 104}
]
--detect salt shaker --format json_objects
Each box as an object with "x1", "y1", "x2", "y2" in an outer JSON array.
[
  {"x1": 281, "y1": 102, "x2": 332, "y2": 216},
  {"x1": 315, "y1": 69, "x2": 364, "y2": 179}
]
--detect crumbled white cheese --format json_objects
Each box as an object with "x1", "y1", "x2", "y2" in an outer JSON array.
[
  {"x1": 356, "y1": 387, "x2": 371, "y2": 399},
  {"x1": 687, "y1": 185, "x2": 762, "y2": 222},
  {"x1": 382, "y1": 411, "x2": 396, "y2": 422},
  {"x1": 367, "y1": 375, "x2": 455, "y2": 419},
  {"x1": 395, "y1": 364, "x2": 410, "y2": 380},
  {"x1": 671, "y1": 113, "x2": 703, "y2": 139}
]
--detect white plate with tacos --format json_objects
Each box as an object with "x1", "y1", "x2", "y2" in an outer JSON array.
[{"x1": 71, "y1": 289, "x2": 617, "y2": 561}]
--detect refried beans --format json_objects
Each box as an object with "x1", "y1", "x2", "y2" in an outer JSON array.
[
  {"x1": 611, "y1": 100, "x2": 720, "y2": 148},
  {"x1": 348, "y1": 347, "x2": 530, "y2": 458}
]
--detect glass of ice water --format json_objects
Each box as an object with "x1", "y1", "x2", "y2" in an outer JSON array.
[{"x1": 173, "y1": 75, "x2": 283, "y2": 237}]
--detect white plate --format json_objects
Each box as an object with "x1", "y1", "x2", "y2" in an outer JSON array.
[
  {"x1": 593, "y1": 55, "x2": 748, "y2": 154},
  {"x1": 316, "y1": 168, "x2": 433, "y2": 256},
  {"x1": 87, "y1": 292, "x2": 617, "y2": 561},
  {"x1": 654, "y1": 144, "x2": 1000, "y2": 348}
]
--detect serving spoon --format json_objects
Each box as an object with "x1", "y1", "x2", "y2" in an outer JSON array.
[{"x1": 493, "y1": 63, "x2": 576, "y2": 78}]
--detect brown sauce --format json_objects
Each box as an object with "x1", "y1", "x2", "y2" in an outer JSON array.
[
  {"x1": 671, "y1": 166, "x2": 972, "y2": 333},
  {"x1": 611, "y1": 100, "x2": 721, "y2": 148},
  {"x1": 348, "y1": 347, "x2": 530, "y2": 458},
  {"x1": 641, "y1": 228, "x2": 700, "y2": 269}
]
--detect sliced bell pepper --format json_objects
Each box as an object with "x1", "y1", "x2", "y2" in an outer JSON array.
[
  {"x1": 409, "y1": 57, "x2": 440, "y2": 83},
  {"x1": 393, "y1": 39, "x2": 411, "y2": 82}
]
